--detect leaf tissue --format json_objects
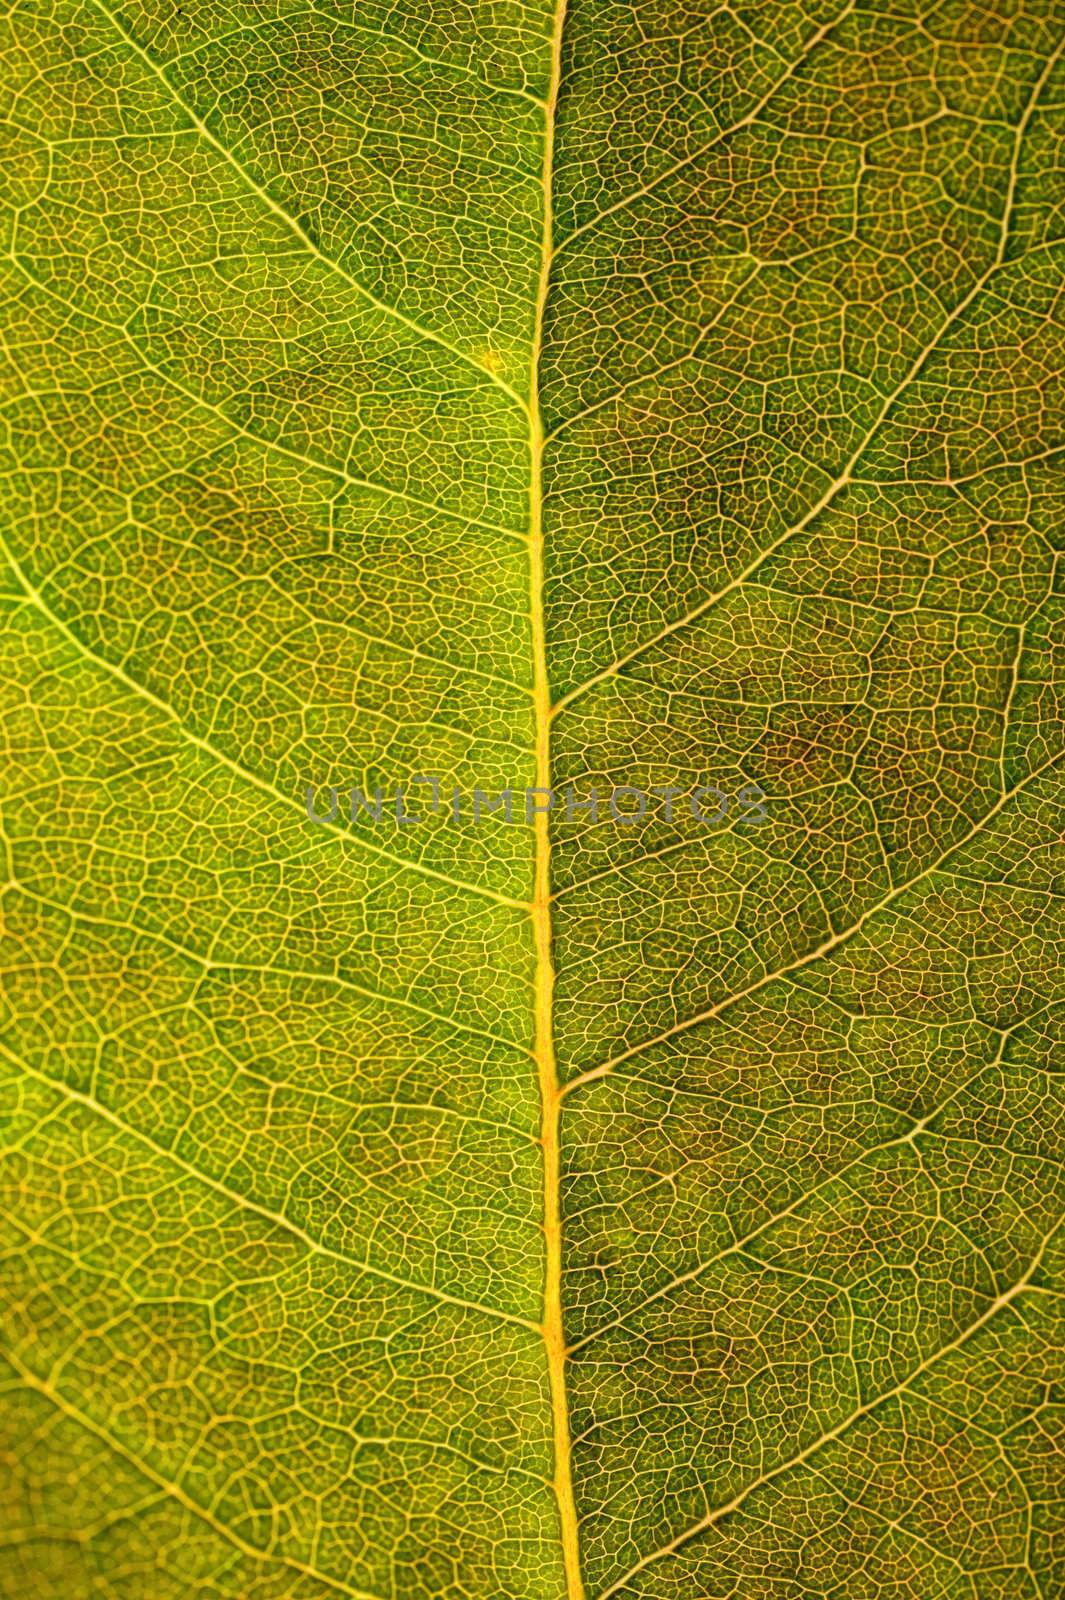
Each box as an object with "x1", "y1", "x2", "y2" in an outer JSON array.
[{"x1": 0, "y1": 1, "x2": 1063, "y2": 1597}]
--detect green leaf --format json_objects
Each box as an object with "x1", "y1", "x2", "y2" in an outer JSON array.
[{"x1": 1, "y1": 2, "x2": 1063, "y2": 1598}]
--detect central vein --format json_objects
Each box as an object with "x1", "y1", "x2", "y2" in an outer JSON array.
[{"x1": 528, "y1": 2, "x2": 583, "y2": 1596}]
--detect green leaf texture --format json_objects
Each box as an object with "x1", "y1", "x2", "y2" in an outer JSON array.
[{"x1": 1, "y1": 2, "x2": 1064, "y2": 1597}]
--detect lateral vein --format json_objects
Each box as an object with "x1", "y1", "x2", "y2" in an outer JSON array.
[
  {"x1": 85, "y1": 0, "x2": 529, "y2": 414},
  {"x1": 0, "y1": 534, "x2": 529, "y2": 913},
  {"x1": 3, "y1": 1348, "x2": 386, "y2": 1600},
  {"x1": 595, "y1": 1223, "x2": 1059, "y2": 1599},
  {"x1": 564, "y1": 747, "x2": 1064, "y2": 1097},
  {"x1": 1, "y1": 1041, "x2": 541, "y2": 1335},
  {"x1": 550, "y1": 34, "x2": 1064, "y2": 721}
]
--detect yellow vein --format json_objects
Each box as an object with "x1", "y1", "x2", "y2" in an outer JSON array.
[
  {"x1": 86, "y1": 0, "x2": 529, "y2": 414},
  {"x1": 529, "y1": 3, "x2": 585, "y2": 1595}
]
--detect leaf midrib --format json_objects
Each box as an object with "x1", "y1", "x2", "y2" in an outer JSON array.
[{"x1": 528, "y1": 2, "x2": 585, "y2": 1596}]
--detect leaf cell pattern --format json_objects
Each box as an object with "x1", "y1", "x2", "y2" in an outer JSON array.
[{"x1": 0, "y1": 1, "x2": 1063, "y2": 1598}]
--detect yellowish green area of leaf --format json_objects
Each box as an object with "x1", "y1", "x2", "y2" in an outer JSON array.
[{"x1": 0, "y1": 1, "x2": 1063, "y2": 1597}]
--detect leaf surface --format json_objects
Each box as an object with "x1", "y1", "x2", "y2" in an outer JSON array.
[{"x1": 1, "y1": 2, "x2": 1063, "y2": 1598}]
